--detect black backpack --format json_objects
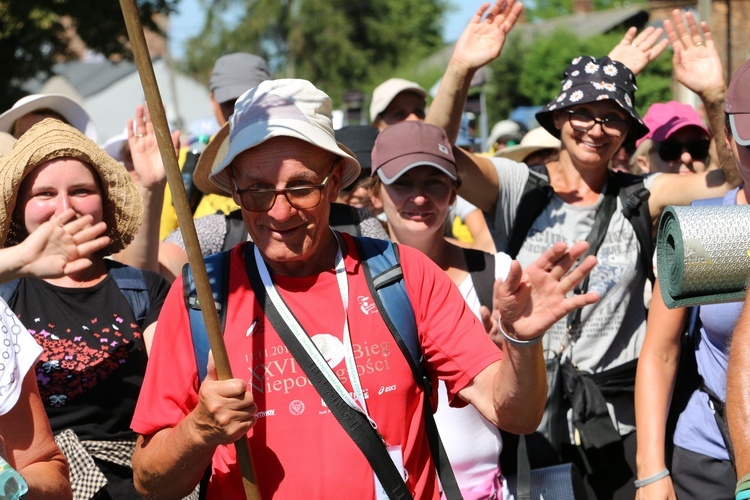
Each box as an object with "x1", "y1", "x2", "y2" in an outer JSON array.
[{"x1": 507, "y1": 164, "x2": 654, "y2": 284}]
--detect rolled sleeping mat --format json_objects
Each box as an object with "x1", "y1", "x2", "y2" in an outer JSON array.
[{"x1": 657, "y1": 204, "x2": 750, "y2": 309}]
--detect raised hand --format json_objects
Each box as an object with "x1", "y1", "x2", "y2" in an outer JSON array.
[
  {"x1": 664, "y1": 9, "x2": 725, "y2": 97},
  {"x1": 12, "y1": 209, "x2": 110, "y2": 279},
  {"x1": 493, "y1": 241, "x2": 599, "y2": 341},
  {"x1": 190, "y1": 351, "x2": 257, "y2": 447},
  {"x1": 451, "y1": 0, "x2": 524, "y2": 73},
  {"x1": 608, "y1": 26, "x2": 669, "y2": 75},
  {"x1": 127, "y1": 104, "x2": 180, "y2": 189}
]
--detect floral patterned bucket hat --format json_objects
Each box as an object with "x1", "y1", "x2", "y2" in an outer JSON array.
[{"x1": 535, "y1": 55, "x2": 649, "y2": 142}]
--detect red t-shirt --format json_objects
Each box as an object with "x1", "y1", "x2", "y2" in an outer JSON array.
[{"x1": 132, "y1": 235, "x2": 502, "y2": 499}]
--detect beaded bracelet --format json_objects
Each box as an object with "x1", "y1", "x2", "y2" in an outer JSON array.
[
  {"x1": 499, "y1": 320, "x2": 544, "y2": 347},
  {"x1": 634, "y1": 469, "x2": 670, "y2": 488}
]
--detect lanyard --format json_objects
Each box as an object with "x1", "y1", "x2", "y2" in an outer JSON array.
[{"x1": 252, "y1": 237, "x2": 376, "y2": 429}]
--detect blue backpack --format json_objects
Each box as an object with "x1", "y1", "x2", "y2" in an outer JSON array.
[
  {"x1": 182, "y1": 237, "x2": 465, "y2": 498},
  {"x1": 0, "y1": 260, "x2": 150, "y2": 326}
]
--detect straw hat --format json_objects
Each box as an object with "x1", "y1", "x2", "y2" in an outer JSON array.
[
  {"x1": 0, "y1": 132, "x2": 16, "y2": 157},
  {"x1": 0, "y1": 119, "x2": 142, "y2": 254}
]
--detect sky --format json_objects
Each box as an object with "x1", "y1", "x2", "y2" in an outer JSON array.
[{"x1": 167, "y1": 1, "x2": 487, "y2": 60}]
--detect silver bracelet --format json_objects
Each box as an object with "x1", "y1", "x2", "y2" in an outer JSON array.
[
  {"x1": 633, "y1": 468, "x2": 670, "y2": 488},
  {"x1": 499, "y1": 320, "x2": 544, "y2": 347}
]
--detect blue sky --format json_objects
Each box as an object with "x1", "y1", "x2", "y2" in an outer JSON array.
[{"x1": 167, "y1": 0, "x2": 487, "y2": 60}]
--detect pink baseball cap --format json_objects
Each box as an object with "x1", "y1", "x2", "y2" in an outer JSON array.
[
  {"x1": 726, "y1": 59, "x2": 750, "y2": 146},
  {"x1": 637, "y1": 101, "x2": 710, "y2": 146}
]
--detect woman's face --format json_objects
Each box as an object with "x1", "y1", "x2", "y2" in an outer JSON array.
[
  {"x1": 371, "y1": 165, "x2": 456, "y2": 239},
  {"x1": 553, "y1": 100, "x2": 631, "y2": 168},
  {"x1": 17, "y1": 158, "x2": 104, "y2": 234}
]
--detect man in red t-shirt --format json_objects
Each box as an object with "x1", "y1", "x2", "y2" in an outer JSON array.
[{"x1": 130, "y1": 78, "x2": 599, "y2": 499}]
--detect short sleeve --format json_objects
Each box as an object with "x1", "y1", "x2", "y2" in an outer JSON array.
[{"x1": 0, "y1": 298, "x2": 42, "y2": 415}]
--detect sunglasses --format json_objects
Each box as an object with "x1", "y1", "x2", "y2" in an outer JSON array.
[{"x1": 657, "y1": 139, "x2": 710, "y2": 162}]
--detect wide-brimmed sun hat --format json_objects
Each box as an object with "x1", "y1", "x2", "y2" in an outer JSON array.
[
  {"x1": 0, "y1": 132, "x2": 16, "y2": 157},
  {"x1": 535, "y1": 55, "x2": 649, "y2": 141},
  {"x1": 0, "y1": 93, "x2": 97, "y2": 142},
  {"x1": 207, "y1": 79, "x2": 361, "y2": 195},
  {"x1": 0, "y1": 118, "x2": 142, "y2": 254},
  {"x1": 495, "y1": 127, "x2": 561, "y2": 162}
]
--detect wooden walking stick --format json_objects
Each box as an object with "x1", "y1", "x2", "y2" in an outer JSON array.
[{"x1": 118, "y1": 1, "x2": 261, "y2": 498}]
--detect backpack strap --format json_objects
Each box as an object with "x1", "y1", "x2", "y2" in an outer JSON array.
[
  {"x1": 508, "y1": 164, "x2": 553, "y2": 259},
  {"x1": 615, "y1": 172, "x2": 654, "y2": 285},
  {"x1": 222, "y1": 209, "x2": 250, "y2": 252},
  {"x1": 354, "y1": 236, "x2": 461, "y2": 499},
  {"x1": 183, "y1": 250, "x2": 231, "y2": 382},
  {"x1": 1, "y1": 264, "x2": 150, "y2": 326},
  {"x1": 0, "y1": 279, "x2": 21, "y2": 304},
  {"x1": 105, "y1": 260, "x2": 150, "y2": 327},
  {"x1": 463, "y1": 248, "x2": 495, "y2": 310}
]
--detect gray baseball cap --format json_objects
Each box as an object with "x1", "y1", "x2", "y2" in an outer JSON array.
[{"x1": 210, "y1": 53, "x2": 271, "y2": 104}]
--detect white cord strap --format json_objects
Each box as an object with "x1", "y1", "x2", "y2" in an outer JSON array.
[{"x1": 499, "y1": 320, "x2": 544, "y2": 347}]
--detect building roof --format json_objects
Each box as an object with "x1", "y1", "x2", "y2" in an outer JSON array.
[{"x1": 517, "y1": 6, "x2": 649, "y2": 41}]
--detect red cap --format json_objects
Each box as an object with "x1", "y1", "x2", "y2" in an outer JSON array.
[
  {"x1": 637, "y1": 101, "x2": 710, "y2": 147},
  {"x1": 727, "y1": 60, "x2": 750, "y2": 146}
]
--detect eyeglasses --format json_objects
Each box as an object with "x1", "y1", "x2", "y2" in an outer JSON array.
[
  {"x1": 231, "y1": 162, "x2": 336, "y2": 212},
  {"x1": 566, "y1": 110, "x2": 630, "y2": 138},
  {"x1": 656, "y1": 139, "x2": 711, "y2": 162}
]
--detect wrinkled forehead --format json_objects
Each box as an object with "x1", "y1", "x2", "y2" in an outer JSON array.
[{"x1": 231, "y1": 136, "x2": 336, "y2": 178}]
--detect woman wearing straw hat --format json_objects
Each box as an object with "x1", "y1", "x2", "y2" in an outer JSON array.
[
  {"x1": 426, "y1": 2, "x2": 740, "y2": 498},
  {"x1": 0, "y1": 118, "x2": 170, "y2": 499}
]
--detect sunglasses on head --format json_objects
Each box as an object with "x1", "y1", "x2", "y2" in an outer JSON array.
[{"x1": 657, "y1": 139, "x2": 710, "y2": 162}]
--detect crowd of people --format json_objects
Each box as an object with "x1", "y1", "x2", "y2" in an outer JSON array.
[{"x1": 3, "y1": 1, "x2": 750, "y2": 499}]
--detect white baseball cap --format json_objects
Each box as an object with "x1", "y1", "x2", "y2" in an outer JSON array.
[
  {"x1": 369, "y1": 78, "x2": 426, "y2": 123},
  {"x1": 0, "y1": 93, "x2": 97, "y2": 142}
]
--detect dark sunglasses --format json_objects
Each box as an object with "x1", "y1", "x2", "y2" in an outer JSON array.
[{"x1": 657, "y1": 139, "x2": 710, "y2": 162}]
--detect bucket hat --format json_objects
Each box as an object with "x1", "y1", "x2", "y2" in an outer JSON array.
[
  {"x1": 536, "y1": 56, "x2": 648, "y2": 141},
  {"x1": 207, "y1": 79, "x2": 361, "y2": 194},
  {"x1": 0, "y1": 119, "x2": 142, "y2": 254}
]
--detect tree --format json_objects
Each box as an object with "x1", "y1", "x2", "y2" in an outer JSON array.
[
  {"x1": 0, "y1": 0, "x2": 176, "y2": 111},
  {"x1": 183, "y1": 0, "x2": 448, "y2": 107}
]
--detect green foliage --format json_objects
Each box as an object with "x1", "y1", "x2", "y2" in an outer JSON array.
[
  {"x1": 0, "y1": 0, "x2": 176, "y2": 110},
  {"x1": 183, "y1": 0, "x2": 448, "y2": 107}
]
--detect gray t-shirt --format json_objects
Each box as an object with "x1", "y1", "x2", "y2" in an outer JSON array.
[{"x1": 487, "y1": 158, "x2": 659, "y2": 435}]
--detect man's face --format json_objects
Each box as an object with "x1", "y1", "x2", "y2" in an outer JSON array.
[
  {"x1": 375, "y1": 91, "x2": 426, "y2": 131},
  {"x1": 230, "y1": 137, "x2": 342, "y2": 276}
]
